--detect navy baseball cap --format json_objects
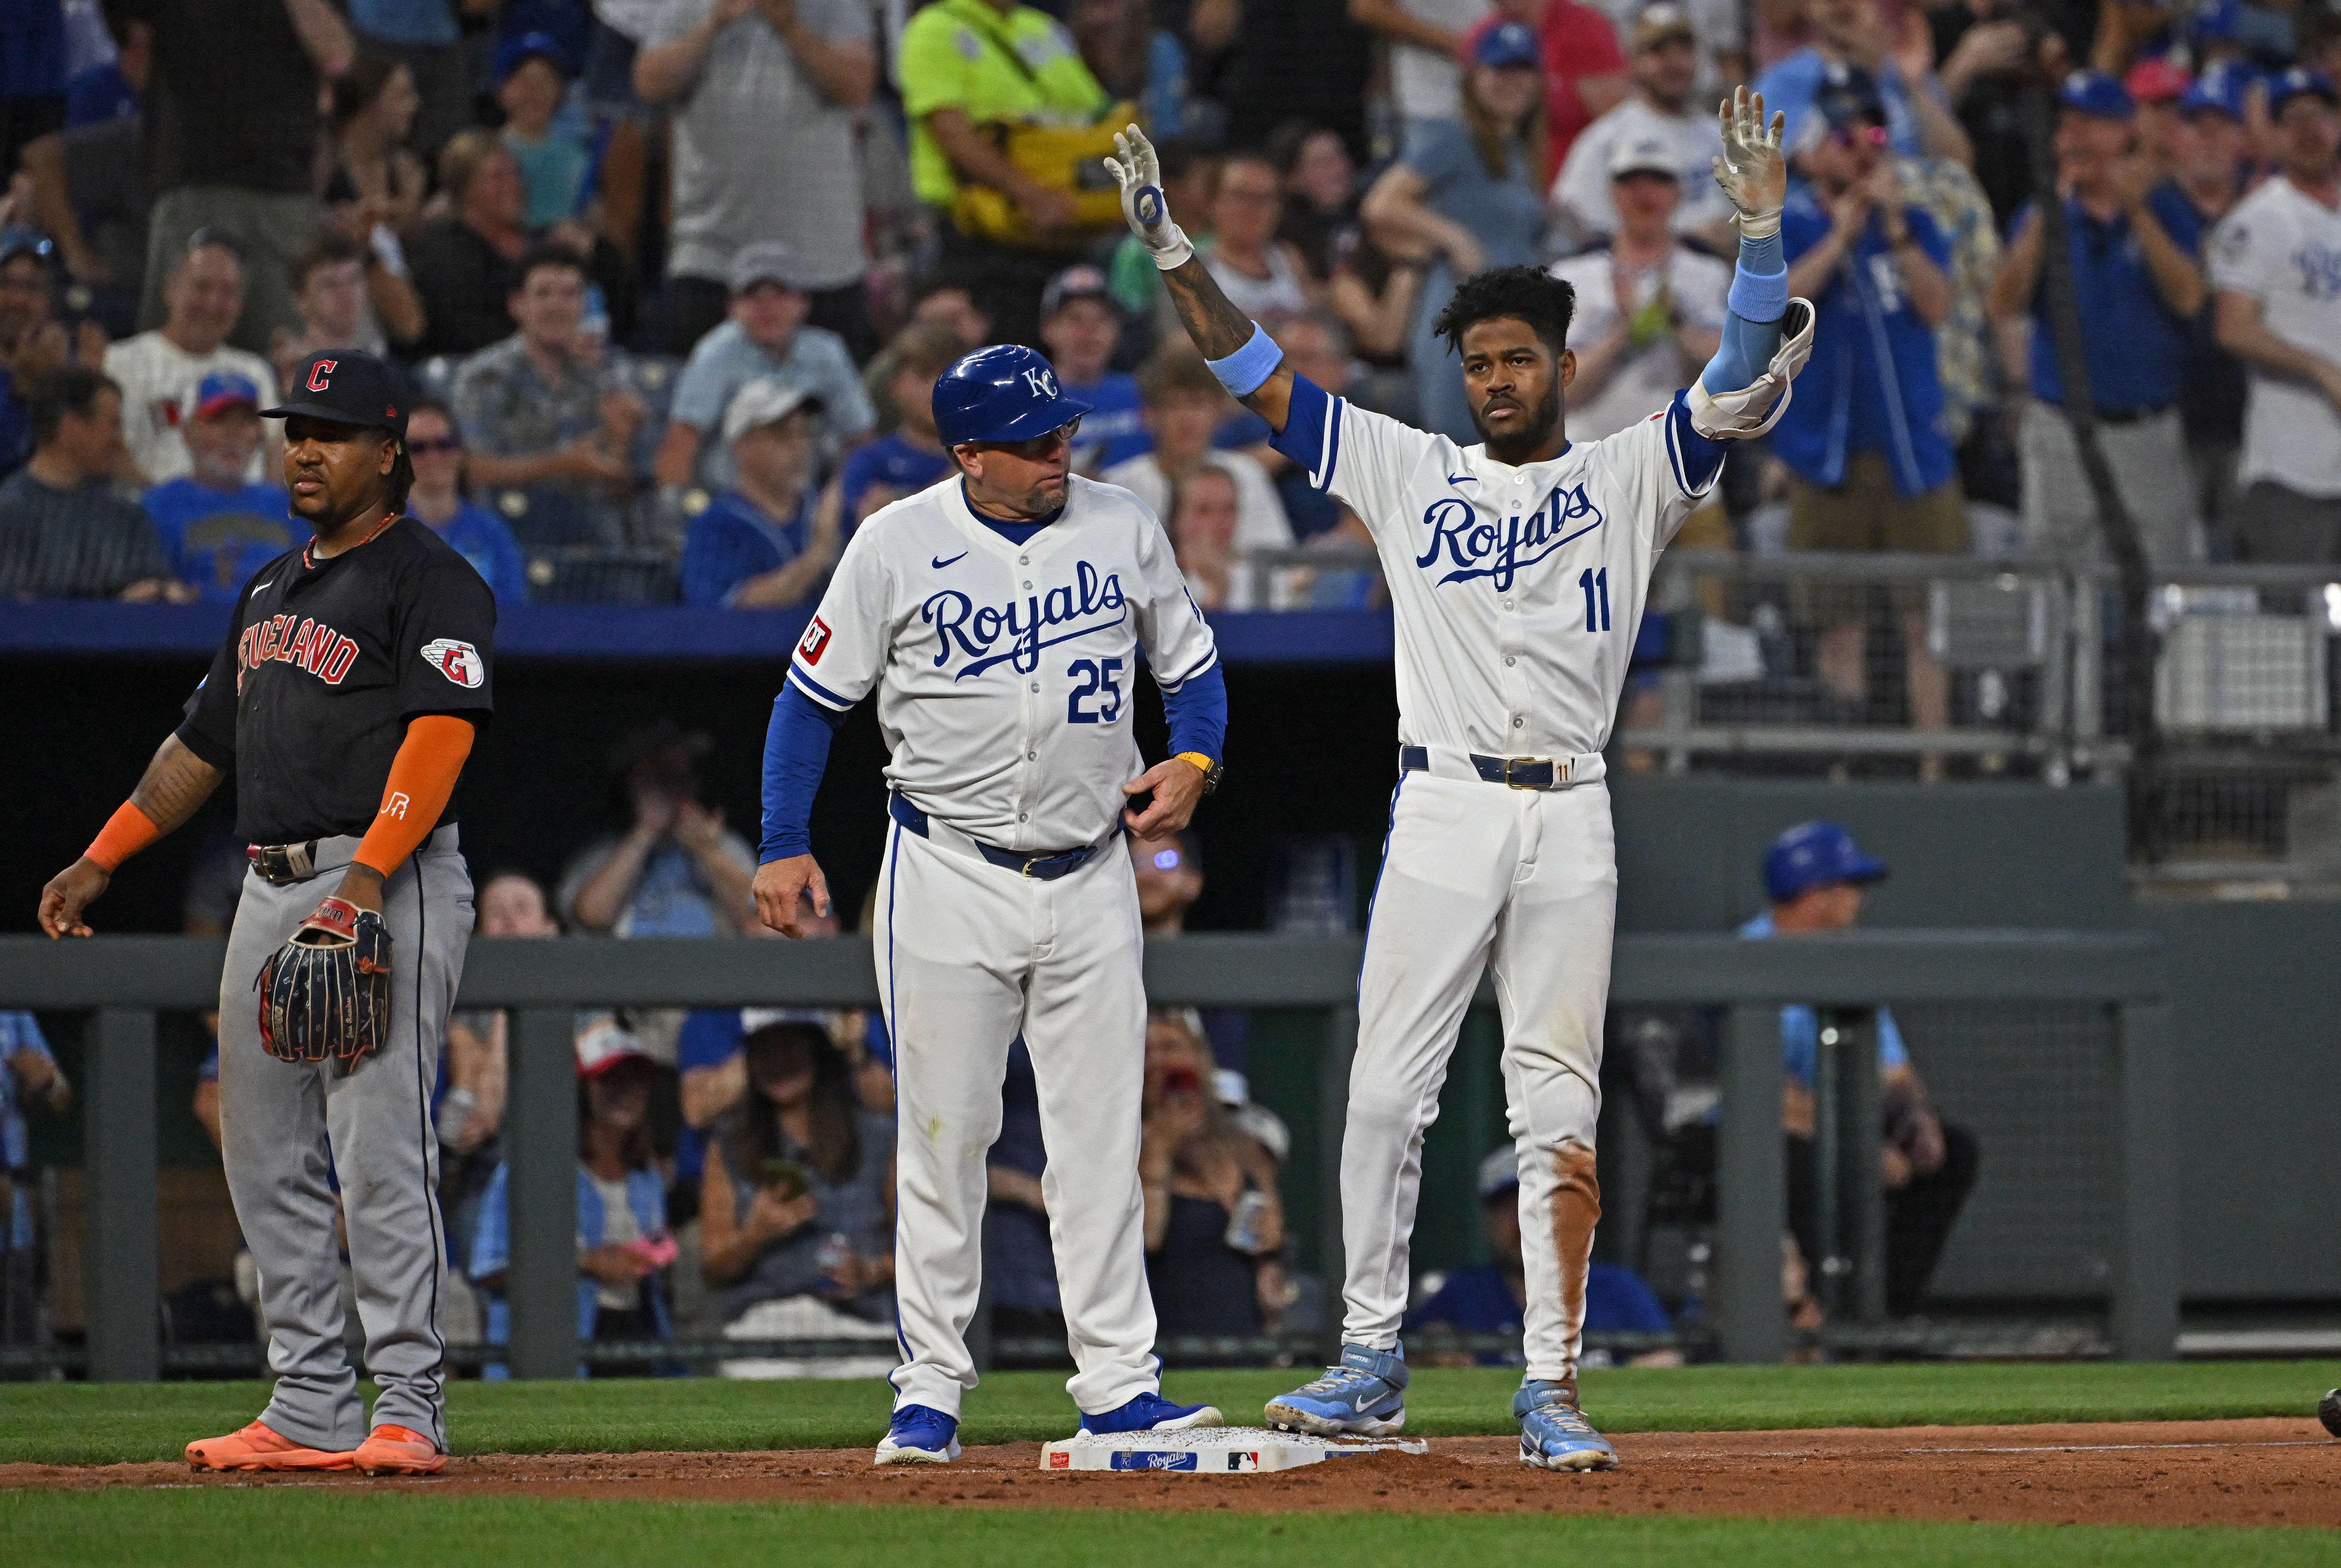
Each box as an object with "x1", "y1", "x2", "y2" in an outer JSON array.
[
  {"x1": 1476, "y1": 20, "x2": 1541, "y2": 70},
  {"x1": 1763, "y1": 821, "x2": 1888, "y2": 904},
  {"x1": 2180, "y1": 59, "x2": 2254, "y2": 121},
  {"x1": 261, "y1": 350, "x2": 410, "y2": 441},
  {"x1": 493, "y1": 30, "x2": 572, "y2": 85},
  {"x1": 2269, "y1": 67, "x2": 2339, "y2": 116},
  {"x1": 2059, "y1": 70, "x2": 2133, "y2": 118},
  {"x1": 931, "y1": 344, "x2": 1092, "y2": 448},
  {"x1": 1477, "y1": 1147, "x2": 1521, "y2": 1199},
  {"x1": 1812, "y1": 63, "x2": 1888, "y2": 131}
]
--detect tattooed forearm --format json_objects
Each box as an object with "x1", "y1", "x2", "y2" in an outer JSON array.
[
  {"x1": 1160, "y1": 258, "x2": 1259, "y2": 358},
  {"x1": 130, "y1": 735, "x2": 224, "y2": 834}
]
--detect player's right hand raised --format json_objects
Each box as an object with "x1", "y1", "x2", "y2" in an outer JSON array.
[
  {"x1": 37, "y1": 858, "x2": 110, "y2": 939},
  {"x1": 1104, "y1": 125, "x2": 1194, "y2": 270},
  {"x1": 752, "y1": 853, "x2": 831, "y2": 938}
]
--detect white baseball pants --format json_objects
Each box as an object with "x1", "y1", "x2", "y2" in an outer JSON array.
[
  {"x1": 1340, "y1": 773, "x2": 1617, "y2": 1388},
  {"x1": 873, "y1": 818, "x2": 1161, "y2": 1419}
]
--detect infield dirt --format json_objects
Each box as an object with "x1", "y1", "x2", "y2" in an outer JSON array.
[{"x1": 6, "y1": 1418, "x2": 2336, "y2": 1528}]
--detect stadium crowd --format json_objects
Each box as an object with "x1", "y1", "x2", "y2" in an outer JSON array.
[{"x1": 0, "y1": 0, "x2": 2332, "y2": 625}]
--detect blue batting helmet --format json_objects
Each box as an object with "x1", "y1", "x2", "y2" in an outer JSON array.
[
  {"x1": 1763, "y1": 821, "x2": 1888, "y2": 904},
  {"x1": 931, "y1": 344, "x2": 1094, "y2": 449}
]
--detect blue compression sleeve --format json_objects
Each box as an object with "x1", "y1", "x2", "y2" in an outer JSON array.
[
  {"x1": 1161, "y1": 660, "x2": 1228, "y2": 763},
  {"x1": 1702, "y1": 230, "x2": 1789, "y2": 394},
  {"x1": 760, "y1": 680, "x2": 847, "y2": 863}
]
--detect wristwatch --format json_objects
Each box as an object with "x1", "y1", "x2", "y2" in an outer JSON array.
[{"x1": 1175, "y1": 751, "x2": 1224, "y2": 794}]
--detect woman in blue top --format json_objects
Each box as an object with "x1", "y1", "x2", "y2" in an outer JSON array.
[
  {"x1": 1361, "y1": 21, "x2": 1555, "y2": 441},
  {"x1": 405, "y1": 399, "x2": 530, "y2": 604},
  {"x1": 469, "y1": 1021, "x2": 675, "y2": 1372},
  {"x1": 700, "y1": 1019, "x2": 895, "y2": 1328}
]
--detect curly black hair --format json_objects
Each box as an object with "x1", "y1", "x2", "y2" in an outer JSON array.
[{"x1": 1430, "y1": 265, "x2": 1578, "y2": 359}]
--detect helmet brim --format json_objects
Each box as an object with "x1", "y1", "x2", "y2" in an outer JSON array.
[{"x1": 947, "y1": 393, "x2": 1095, "y2": 447}]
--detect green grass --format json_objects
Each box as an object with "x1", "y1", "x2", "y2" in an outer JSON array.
[
  {"x1": 4, "y1": 1360, "x2": 2337, "y2": 1467},
  {"x1": 1, "y1": 1493, "x2": 2331, "y2": 1568}
]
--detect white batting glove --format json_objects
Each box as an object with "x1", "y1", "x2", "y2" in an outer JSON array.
[
  {"x1": 1104, "y1": 124, "x2": 1194, "y2": 271},
  {"x1": 1711, "y1": 87, "x2": 1788, "y2": 240}
]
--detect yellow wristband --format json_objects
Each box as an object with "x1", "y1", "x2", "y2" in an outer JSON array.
[{"x1": 1174, "y1": 751, "x2": 1215, "y2": 775}]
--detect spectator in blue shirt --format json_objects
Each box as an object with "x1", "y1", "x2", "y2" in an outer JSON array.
[
  {"x1": 2, "y1": 1013, "x2": 71, "y2": 1267},
  {"x1": 1406, "y1": 1147, "x2": 1678, "y2": 1367},
  {"x1": 681, "y1": 379, "x2": 841, "y2": 609},
  {"x1": 402, "y1": 397, "x2": 529, "y2": 604},
  {"x1": 1741, "y1": 821, "x2": 1978, "y2": 1317},
  {"x1": 1753, "y1": 0, "x2": 1973, "y2": 164},
  {"x1": 63, "y1": 12, "x2": 144, "y2": 126},
  {"x1": 1990, "y1": 71, "x2": 2207, "y2": 572},
  {"x1": 1037, "y1": 265, "x2": 1148, "y2": 475},
  {"x1": 655, "y1": 241, "x2": 875, "y2": 492},
  {"x1": 141, "y1": 370, "x2": 294, "y2": 600},
  {"x1": 1777, "y1": 67, "x2": 1963, "y2": 769},
  {"x1": 495, "y1": 31, "x2": 593, "y2": 230},
  {"x1": 837, "y1": 320, "x2": 957, "y2": 531},
  {"x1": 470, "y1": 1020, "x2": 675, "y2": 1370}
]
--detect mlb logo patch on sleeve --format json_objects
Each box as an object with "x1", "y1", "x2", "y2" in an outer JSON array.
[
  {"x1": 799, "y1": 617, "x2": 832, "y2": 664},
  {"x1": 421, "y1": 638, "x2": 485, "y2": 688}
]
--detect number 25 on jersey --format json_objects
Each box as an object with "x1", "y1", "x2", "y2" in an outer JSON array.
[{"x1": 1068, "y1": 657, "x2": 1124, "y2": 723}]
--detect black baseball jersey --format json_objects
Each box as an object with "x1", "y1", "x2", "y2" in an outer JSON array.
[{"x1": 177, "y1": 518, "x2": 495, "y2": 845}]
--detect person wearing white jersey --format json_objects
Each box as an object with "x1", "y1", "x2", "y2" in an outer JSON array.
[
  {"x1": 750, "y1": 343, "x2": 1231, "y2": 1465},
  {"x1": 1105, "y1": 93, "x2": 1812, "y2": 1471}
]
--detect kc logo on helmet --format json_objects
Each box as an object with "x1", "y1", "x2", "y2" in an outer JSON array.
[
  {"x1": 307, "y1": 359, "x2": 337, "y2": 392},
  {"x1": 1021, "y1": 367, "x2": 1058, "y2": 398},
  {"x1": 420, "y1": 638, "x2": 484, "y2": 688}
]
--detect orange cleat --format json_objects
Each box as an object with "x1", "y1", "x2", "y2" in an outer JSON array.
[
  {"x1": 186, "y1": 1420, "x2": 354, "y2": 1472},
  {"x1": 352, "y1": 1424, "x2": 444, "y2": 1476}
]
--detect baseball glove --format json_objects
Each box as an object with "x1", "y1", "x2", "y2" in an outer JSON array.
[{"x1": 256, "y1": 896, "x2": 392, "y2": 1065}]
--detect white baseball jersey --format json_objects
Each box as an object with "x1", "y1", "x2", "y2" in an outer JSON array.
[
  {"x1": 786, "y1": 472, "x2": 1219, "y2": 851},
  {"x1": 1271, "y1": 376, "x2": 1722, "y2": 762},
  {"x1": 2208, "y1": 173, "x2": 2341, "y2": 499}
]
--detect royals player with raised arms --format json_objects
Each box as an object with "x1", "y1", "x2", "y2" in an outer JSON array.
[
  {"x1": 1105, "y1": 91, "x2": 1813, "y2": 1471},
  {"x1": 752, "y1": 346, "x2": 1231, "y2": 1464}
]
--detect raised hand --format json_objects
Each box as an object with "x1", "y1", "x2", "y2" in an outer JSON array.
[
  {"x1": 1104, "y1": 124, "x2": 1195, "y2": 270},
  {"x1": 1712, "y1": 87, "x2": 1788, "y2": 240}
]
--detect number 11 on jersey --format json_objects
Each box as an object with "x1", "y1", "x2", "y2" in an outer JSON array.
[{"x1": 1579, "y1": 568, "x2": 1611, "y2": 632}]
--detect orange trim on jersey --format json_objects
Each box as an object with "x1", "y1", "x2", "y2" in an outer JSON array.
[
  {"x1": 84, "y1": 801, "x2": 161, "y2": 872},
  {"x1": 352, "y1": 715, "x2": 476, "y2": 878}
]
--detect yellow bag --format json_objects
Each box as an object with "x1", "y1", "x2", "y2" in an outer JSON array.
[{"x1": 949, "y1": 102, "x2": 1140, "y2": 249}]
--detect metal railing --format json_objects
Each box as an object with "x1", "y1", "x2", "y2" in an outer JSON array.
[{"x1": 0, "y1": 929, "x2": 2171, "y2": 1380}]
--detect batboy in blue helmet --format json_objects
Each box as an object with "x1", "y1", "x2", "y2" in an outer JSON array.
[
  {"x1": 1763, "y1": 821, "x2": 1888, "y2": 904},
  {"x1": 931, "y1": 344, "x2": 1095, "y2": 450}
]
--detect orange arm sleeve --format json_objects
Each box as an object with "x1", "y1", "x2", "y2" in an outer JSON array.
[
  {"x1": 353, "y1": 715, "x2": 477, "y2": 879},
  {"x1": 85, "y1": 801, "x2": 161, "y2": 872}
]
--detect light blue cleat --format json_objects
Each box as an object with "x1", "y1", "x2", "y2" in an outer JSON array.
[
  {"x1": 874, "y1": 1404, "x2": 961, "y2": 1466},
  {"x1": 1078, "y1": 1392, "x2": 1225, "y2": 1435},
  {"x1": 1263, "y1": 1343, "x2": 1409, "y2": 1437},
  {"x1": 1514, "y1": 1379, "x2": 1618, "y2": 1471}
]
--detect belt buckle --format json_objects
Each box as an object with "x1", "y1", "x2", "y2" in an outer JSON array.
[
  {"x1": 1019, "y1": 855, "x2": 1043, "y2": 878},
  {"x1": 1502, "y1": 756, "x2": 1544, "y2": 791}
]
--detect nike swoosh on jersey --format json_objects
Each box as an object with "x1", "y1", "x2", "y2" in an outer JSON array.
[
  {"x1": 1446, "y1": 473, "x2": 1478, "y2": 485},
  {"x1": 250, "y1": 576, "x2": 276, "y2": 594},
  {"x1": 931, "y1": 551, "x2": 969, "y2": 569}
]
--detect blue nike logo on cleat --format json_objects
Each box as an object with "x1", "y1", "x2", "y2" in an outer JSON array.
[{"x1": 932, "y1": 551, "x2": 968, "y2": 569}]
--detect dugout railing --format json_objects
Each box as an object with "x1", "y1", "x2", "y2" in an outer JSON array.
[{"x1": 0, "y1": 930, "x2": 2169, "y2": 1381}]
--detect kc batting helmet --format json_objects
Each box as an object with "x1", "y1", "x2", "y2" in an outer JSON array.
[
  {"x1": 1763, "y1": 820, "x2": 1888, "y2": 904},
  {"x1": 931, "y1": 344, "x2": 1093, "y2": 449}
]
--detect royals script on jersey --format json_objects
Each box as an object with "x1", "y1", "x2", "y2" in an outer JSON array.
[
  {"x1": 786, "y1": 473, "x2": 1219, "y2": 852},
  {"x1": 1271, "y1": 376, "x2": 1722, "y2": 759}
]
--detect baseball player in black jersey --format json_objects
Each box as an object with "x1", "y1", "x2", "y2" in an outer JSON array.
[{"x1": 39, "y1": 351, "x2": 494, "y2": 1476}]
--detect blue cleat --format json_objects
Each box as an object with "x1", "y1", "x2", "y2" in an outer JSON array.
[
  {"x1": 1263, "y1": 1343, "x2": 1409, "y2": 1437},
  {"x1": 1514, "y1": 1380, "x2": 1618, "y2": 1472},
  {"x1": 1078, "y1": 1392, "x2": 1225, "y2": 1435},
  {"x1": 873, "y1": 1404, "x2": 961, "y2": 1466}
]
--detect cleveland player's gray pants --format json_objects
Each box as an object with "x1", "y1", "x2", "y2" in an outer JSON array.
[{"x1": 217, "y1": 826, "x2": 472, "y2": 1452}]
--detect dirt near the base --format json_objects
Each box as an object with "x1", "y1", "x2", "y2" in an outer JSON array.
[{"x1": 8, "y1": 1419, "x2": 2337, "y2": 1529}]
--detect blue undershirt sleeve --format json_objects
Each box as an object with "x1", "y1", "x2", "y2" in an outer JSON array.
[
  {"x1": 760, "y1": 680, "x2": 849, "y2": 863},
  {"x1": 1160, "y1": 660, "x2": 1228, "y2": 763},
  {"x1": 1701, "y1": 229, "x2": 1789, "y2": 395}
]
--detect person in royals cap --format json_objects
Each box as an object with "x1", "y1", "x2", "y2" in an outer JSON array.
[{"x1": 143, "y1": 370, "x2": 298, "y2": 601}]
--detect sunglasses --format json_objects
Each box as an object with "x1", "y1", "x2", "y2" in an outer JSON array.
[
  {"x1": 1830, "y1": 123, "x2": 1891, "y2": 148},
  {"x1": 977, "y1": 419, "x2": 1083, "y2": 460},
  {"x1": 408, "y1": 435, "x2": 464, "y2": 454}
]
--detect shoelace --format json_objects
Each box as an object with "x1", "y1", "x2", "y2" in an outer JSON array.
[
  {"x1": 1527, "y1": 1400, "x2": 1598, "y2": 1437},
  {"x1": 1298, "y1": 1366, "x2": 1380, "y2": 1398}
]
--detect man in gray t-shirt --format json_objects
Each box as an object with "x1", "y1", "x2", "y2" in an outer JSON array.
[{"x1": 634, "y1": 0, "x2": 878, "y2": 357}]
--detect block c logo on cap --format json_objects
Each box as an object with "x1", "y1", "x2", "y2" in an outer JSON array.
[{"x1": 307, "y1": 360, "x2": 338, "y2": 393}]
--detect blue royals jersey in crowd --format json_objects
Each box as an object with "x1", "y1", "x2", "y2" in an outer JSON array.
[
  {"x1": 1065, "y1": 373, "x2": 1149, "y2": 473},
  {"x1": 681, "y1": 488, "x2": 814, "y2": 608},
  {"x1": 143, "y1": 479, "x2": 297, "y2": 601},
  {"x1": 839, "y1": 435, "x2": 951, "y2": 524}
]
